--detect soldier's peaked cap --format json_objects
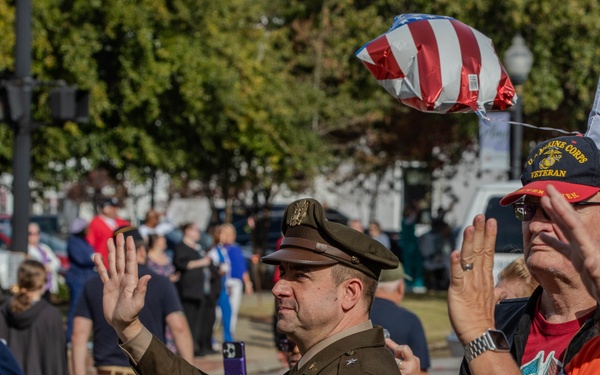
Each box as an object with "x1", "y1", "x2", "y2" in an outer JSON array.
[{"x1": 261, "y1": 198, "x2": 399, "y2": 279}]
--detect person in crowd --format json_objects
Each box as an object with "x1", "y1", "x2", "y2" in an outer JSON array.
[
  {"x1": 400, "y1": 204, "x2": 427, "y2": 294},
  {"x1": 147, "y1": 233, "x2": 178, "y2": 283},
  {"x1": 72, "y1": 226, "x2": 193, "y2": 375},
  {"x1": 420, "y1": 219, "x2": 453, "y2": 291},
  {"x1": 139, "y1": 209, "x2": 161, "y2": 241},
  {"x1": 87, "y1": 197, "x2": 130, "y2": 266},
  {"x1": 278, "y1": 336, "x2": 301, "y2": 369},
  {"x1": 218, "y1": 223, "x2": 253, "y2": 336},
  {"x1": 348, "y1": 218, "x2": 365, "y2": 233},
  {"x1": 0, "y1": 260, "x2": 67, "y2": 375},
  {"x1": 370, "y1": 263, "x2": 430, "y2": 374},
  {"x1": 93, "y1": 198, "x2": 423, "y2": 374},
  {"x1": 147, "y1": 233, "x2": 179, "y2": 352},
  {"x1": 65, "y1": 217, "x2": 97, "y2": 343},
  {"x1": 495, "y1": 257, "x2": 539, "y2": 301},
  {"x1": 207, "y1": 225, "x2": 233, "y2": 343},
  {"x1": 0, "y1": 339, "x2": 24, "y2": 375},
  {"x1": 450, "y1": 135, "x2": 600, "y2": 375},
  {"x1": 173, "y1": 222, "x2": 220, "y2": 357},
  {"x1": 27, "y1": 222, "x2": 61, "y2": 299},
  {"x1": 369, "y1": 220, "x2": 391, "y2": 250}
]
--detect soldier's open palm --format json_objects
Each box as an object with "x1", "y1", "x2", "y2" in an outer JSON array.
[{"x1": 93, "y1": 234, "x2": 151, "y2": 339}]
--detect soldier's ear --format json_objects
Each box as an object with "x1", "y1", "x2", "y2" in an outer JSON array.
[{"x1": 339, "y1": 278, "x2": 363, "y2": 311}]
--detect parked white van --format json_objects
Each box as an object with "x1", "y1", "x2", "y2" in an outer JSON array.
[{"x1": 455, "y1": 180, "x2": 524, "y2": 282}]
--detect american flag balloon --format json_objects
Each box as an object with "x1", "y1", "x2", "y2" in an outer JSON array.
[{"x1": 356, "y1": 14, "x2": 516, "y2": 115}]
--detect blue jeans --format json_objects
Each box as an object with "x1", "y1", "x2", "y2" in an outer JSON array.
[{"x1": 217, "y1": 289, "x2": 233, "y2": 342}]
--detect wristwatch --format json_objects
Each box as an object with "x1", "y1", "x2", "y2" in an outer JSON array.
[{"x1": 464, "y1": 329, "x2": 510, "y2": 363}]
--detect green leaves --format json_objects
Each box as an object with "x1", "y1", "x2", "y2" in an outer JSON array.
[{"x1": 0, "y1": 0, "x2": 599, "y2": 205}]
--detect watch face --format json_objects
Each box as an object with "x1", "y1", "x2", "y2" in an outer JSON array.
[{"x1": 489, "y1": 330, "x2": 511, "y2": 351}]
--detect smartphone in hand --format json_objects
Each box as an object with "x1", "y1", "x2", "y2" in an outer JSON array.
[{"x1": 222, "y1": 341, "x2": 247, "y2": 375}]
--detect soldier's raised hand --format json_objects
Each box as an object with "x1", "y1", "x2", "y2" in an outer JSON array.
[{"x1": 93, "y1": 233, "x2": 151, "y2": 342}]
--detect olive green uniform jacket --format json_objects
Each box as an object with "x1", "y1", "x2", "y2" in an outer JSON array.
[
  {"x1": 286, "y1": 326, "x2": 400, "y2": 375},
  {"x1": 127, "y1": 326, "x2": 399, "y2": 375}
]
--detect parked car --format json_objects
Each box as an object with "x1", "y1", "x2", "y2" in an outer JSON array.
[
  {"x1": 0, "y1": 213, "x2": 65, "y2": 237},
  {"x1": 0, "y1": 224, "x2": 69, "y2": 271}
]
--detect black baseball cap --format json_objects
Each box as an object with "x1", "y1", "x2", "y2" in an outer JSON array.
[
  {"x1": 500, "y1": 135, "x2": 600, "y2": 206},
  {"x1": 99, "y1": 197, "x2": 119, "y2": 208}
]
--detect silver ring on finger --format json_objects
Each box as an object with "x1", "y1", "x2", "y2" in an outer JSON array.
[
  {"x1": 461, "y1": 262, "x2": 474, "y2": 271},
  {"x1": 395, "y1": 358, "x2": 403, "y2": 366}
]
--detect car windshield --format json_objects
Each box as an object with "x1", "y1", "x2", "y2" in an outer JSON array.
[{"x1": 484, "y1": 197, "x2": 523, "y2": 254}]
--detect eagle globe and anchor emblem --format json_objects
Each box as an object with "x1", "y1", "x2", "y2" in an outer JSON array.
[{"x1": 538, "y1": 146, "x2": 563, "y2": 170}]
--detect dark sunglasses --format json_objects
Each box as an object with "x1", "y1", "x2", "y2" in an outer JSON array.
[{"x1": 513, "y1": 201, "x2": 600, "y2": 221}]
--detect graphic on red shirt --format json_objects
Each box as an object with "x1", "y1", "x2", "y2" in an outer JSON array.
[{"x1": 521, "y1": 305, "x2": 592, "y2": 375}]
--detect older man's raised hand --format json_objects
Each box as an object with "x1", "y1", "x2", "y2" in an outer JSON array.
[
  {"x1": 540, "y1": 184, "x2": 600, "y2": 302},
  {"x1": 447, "y1": 214, "x2": 499, "y2": 345},
  {"x1": 93, "y1": 233, "x2": 151, "y2": 342}
]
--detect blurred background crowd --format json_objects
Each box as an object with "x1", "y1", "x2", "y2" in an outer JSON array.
[{"x1": 0, "y1": 195, "x2": 462, "y2": 374}]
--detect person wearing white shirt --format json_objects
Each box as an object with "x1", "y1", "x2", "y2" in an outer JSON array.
[{"x1": 27, "y1": 223, "x2": 61, "y2": 295}]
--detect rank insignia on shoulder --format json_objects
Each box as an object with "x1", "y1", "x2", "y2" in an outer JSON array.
[{"x1": 345, "y1": 358, "x2": 358, "y2": 366}]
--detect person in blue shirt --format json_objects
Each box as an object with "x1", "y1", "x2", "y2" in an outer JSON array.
[
  {"x1": 370, "y1": 263, "x2": 430, "y2": 374},
  {"x1": 65, "y1": 217, "x2": 97, "y2": 342},
  {"x1": 218, "y1": 223, "x2": 253, "y2": 335}
]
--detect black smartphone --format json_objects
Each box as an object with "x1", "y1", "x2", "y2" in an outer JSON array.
[{"x1": 222, "y1": 341, "x2": 247, "y2": 375}]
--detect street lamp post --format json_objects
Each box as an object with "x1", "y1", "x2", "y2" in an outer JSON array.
[
  {"x1": 504, "y1": 34, "x2": 533, "y2": 180},
  {"x1": 11, "y1": 0, "x2": 34, "y2": 253}
]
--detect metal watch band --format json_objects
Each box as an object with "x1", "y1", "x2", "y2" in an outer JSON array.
[{"x1": 464, "y1": 330, "x2": 500, "y2": 363}]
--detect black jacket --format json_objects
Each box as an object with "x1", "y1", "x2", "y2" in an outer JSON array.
[
  {"x1": 459, "y1": 286, "x2": 600, "y2": 374},
  {"x1": 173, "y1": 242, "x2": 220, "y2": 302}
]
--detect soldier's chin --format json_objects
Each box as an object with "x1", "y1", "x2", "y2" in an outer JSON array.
[{"x1": 276, "y1": 321, "x2": 293, "y2": 335}]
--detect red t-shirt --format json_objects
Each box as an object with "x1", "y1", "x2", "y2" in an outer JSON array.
[
  {"x1": 86, "y1": 215, "x2": 130, "y2": 266},
  {"x1": 521, "y1": 304, "x2": 593, "y2": 375}
]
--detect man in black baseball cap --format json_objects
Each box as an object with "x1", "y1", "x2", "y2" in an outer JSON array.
[
  {"x1": 449, "y1": 134, "x2": 600, "y2": 375},
  {"x1": 86, "y1": 196, "x2": 130, "y2": 266},
  {"x1": 500, "y1": 135, "x2": 600, "y2": 206}
]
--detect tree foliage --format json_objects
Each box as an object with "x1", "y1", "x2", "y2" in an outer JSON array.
[{"x1": 0, "y1": 0, "x2": 599, "y2": 207}]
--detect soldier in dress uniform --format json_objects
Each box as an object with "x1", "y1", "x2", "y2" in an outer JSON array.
[{"x1": 94, "y1": 198, "x2": 417, "y2": 375}]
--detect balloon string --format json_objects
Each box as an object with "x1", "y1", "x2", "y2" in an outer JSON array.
[
  {"x1": 506, "y1": 120, "x2": 582, "y2": 135},
  {"x1": 479, "y1": 113, "x2": 581, "y2": 135}
]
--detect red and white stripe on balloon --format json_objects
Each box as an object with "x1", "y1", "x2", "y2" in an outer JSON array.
[{"x1": 356, "y1": 14, "x2": 516, "y2": 115}]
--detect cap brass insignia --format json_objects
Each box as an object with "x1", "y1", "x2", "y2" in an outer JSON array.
[
  {"x1": 289, "y1": 200, "x2": 310, "y2": 226},
  {"x1": 308, "y1": 362, "x2": 317, "y2": 372}
]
